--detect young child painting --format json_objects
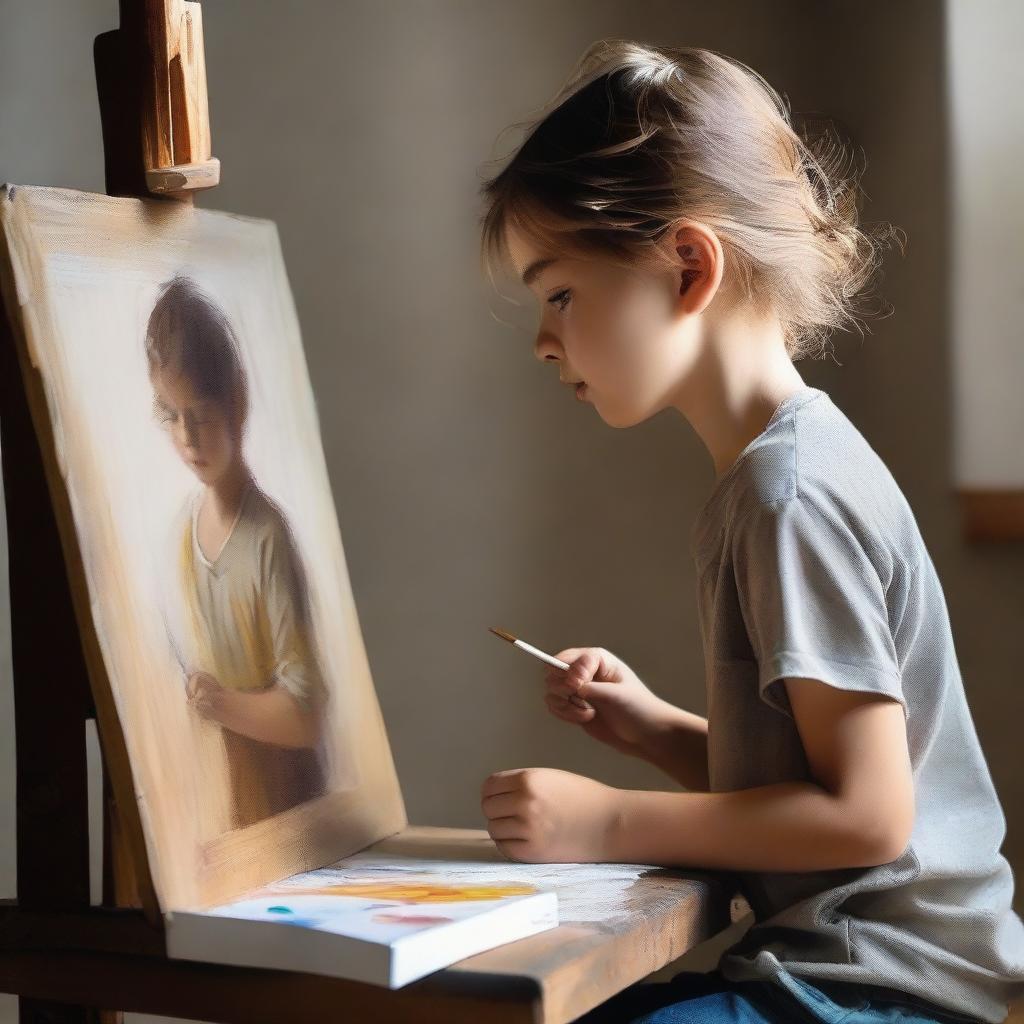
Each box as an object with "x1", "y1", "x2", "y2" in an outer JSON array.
[
  {"x1": 475, "y1": 41, "x2": 1024, "y2": 1024},
  {"x1": 145, "y1": 274, "x2": 328, "y2": 830}
]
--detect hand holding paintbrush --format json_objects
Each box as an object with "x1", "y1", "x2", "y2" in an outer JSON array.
[{"x1": 488, "y1": 627, "x2": 682, "y2": 761}]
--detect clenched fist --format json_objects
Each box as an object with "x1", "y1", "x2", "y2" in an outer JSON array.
[{"x1": 480, "y1": 766, "x2": 622, "y2": 863}]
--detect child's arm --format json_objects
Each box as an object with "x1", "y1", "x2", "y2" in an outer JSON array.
[
  {"x1": 483, "y1": 676, "x2": 914, "y2": 870},
  {"x1": 543, "y1": 647, "x2": 711, "y2": 791},
  {"x1": 619, "y1": 495, "x2": 913, "y2": 870},
  {"x1": 186, "y1": 521, "x2": 326, "y2": 748},
  {"x1": 187, "y1": 673, "x2": 318, "y2": 748},
  {"x1": 640, "y1": 705, "x2": 711, "y2": 791},
  {"x1": 608, "y1": 678, "x2": 914, "y2": 870}
]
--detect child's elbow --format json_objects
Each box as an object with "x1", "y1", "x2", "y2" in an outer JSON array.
[
  {"x1": 276, "y1": 682, "x2": 322, "y2": 748},
  {"x1": 858, "y1": 818, "x2": 913, "y2": 867},
  {"x1": 293, "y1": 702, "x2": 321, "y2": 748}
]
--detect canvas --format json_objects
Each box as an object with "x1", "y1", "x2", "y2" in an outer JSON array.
[{"x1": 0, "y1": 183, "x2": 407, "y2": 911}]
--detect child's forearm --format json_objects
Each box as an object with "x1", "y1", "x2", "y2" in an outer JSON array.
[
  {"x1": 641, "y1": 703, "x2": 710, "y2": 792},
  {"x1": 218, "y1": 686, "x2": 319, "y2": 748},
  {"x1": 606, "y1": 782, "x2": 898, "y2": 872}
]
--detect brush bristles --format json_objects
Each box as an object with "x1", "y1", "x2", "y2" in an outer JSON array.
[{"x1": 489, "y1": 626, "x2": 517, "y2": 643}]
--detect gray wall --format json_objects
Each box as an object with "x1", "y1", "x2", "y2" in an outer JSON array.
[{"x1": 1, "y1": 2, "x2": 1020, "y2": 1020}]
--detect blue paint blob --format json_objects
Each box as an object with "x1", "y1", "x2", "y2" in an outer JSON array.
[{"x1": 266, "y1": 905, "x2": 293, "y2": 914}]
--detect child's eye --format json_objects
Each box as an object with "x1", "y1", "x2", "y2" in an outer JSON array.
[{"x1": 548, "y1": 288, "x2": 571, "y2": 313}]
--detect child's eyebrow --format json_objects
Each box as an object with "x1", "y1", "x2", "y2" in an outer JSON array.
[{"x1": 522, "y1": 257, "x2": 563, "y2": 287}]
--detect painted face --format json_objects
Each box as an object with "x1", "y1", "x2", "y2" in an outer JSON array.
[
  {"x1": 505, "y1": 224, "x2": 700, "y2": 428},
  {"x1": 150, "y1": 364, "x2": 238, "y2": 485}
]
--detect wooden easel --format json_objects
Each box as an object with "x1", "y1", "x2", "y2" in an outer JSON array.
[{"x1": 0, "y1": 3, "x2": 746, "y2": 1021}]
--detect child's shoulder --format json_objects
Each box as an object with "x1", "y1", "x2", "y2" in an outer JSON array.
[
  {"x1": 243, "y1": 484, "x2": 302, "y2": 558},
  {"x1": 693, "y1": 391, "x2": 922, "y2": 566}
]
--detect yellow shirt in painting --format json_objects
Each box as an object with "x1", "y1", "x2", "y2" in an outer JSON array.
[{"x1": 173, "y1": 479, "x2": 327, "y2": 829}]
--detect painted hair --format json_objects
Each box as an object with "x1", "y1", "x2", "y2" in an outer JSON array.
[
  {"x1": 144, "y1": 274, "x2": 249, "y2": 424},
  {"x1": 478, "y1": 40, "x2": 905, "y2": 361}
]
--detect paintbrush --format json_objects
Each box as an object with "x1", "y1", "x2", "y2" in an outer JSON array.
[
  {"x1": 160, "y1": 606, "x2": 192, "y2": 692},
  {"x1": 488, "y1": 627, "x2": 593, "y2": 710}
]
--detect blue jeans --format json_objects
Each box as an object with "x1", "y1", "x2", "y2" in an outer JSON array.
[{"x1": 570, "y1": 968, "x2": 987, "y2": 1024}]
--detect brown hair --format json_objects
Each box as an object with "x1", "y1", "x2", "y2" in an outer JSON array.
[
  {"x1": 478, "y1": 40, "x2": 905, "y2": 361},
  {"x1": 144, "y1": 274, "x2": 249, "y2": 425}
]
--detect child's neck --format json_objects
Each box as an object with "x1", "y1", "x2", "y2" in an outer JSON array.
[{"x1": 204, "y1": 461, "x2": 253, "y2": 521}]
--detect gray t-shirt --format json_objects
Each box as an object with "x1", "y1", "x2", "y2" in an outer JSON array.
[{"x1": 689, "y1": 385, "x2": 1024, "y2": 1024}]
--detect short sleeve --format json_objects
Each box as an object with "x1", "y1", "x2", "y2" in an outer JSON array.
[
  {"x1": 258, "y1": 524, "x2": 328, "y2": 711},
  {"x1": 731, "y1": 496, "x2": 906, "y2": 722}
]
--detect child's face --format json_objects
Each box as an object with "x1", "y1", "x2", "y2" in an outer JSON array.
[
  {"x1": 150, "y1": 364, "x2": 238, "y2": 486},
  {"x1": 506, "y1": 224, "x2": 705, "y2": 428}
]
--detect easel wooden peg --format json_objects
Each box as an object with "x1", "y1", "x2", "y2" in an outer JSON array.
[{"x1": 95, "y1": 0, "x2": 219, "y2": 204}]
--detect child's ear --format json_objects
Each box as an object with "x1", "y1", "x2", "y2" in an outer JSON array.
[
  {"x1": 670, "y1": 226, "x2": 723, "y2": 316},
  {"x1": 680, "y1": 268, "x2": 700, "y2": 296},
  {"x1": 676, "y1": 243, "x2": 702, "y2": 295}
]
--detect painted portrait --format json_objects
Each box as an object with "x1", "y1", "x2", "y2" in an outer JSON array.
[{"x1": 0, "y1": 185, "x2": 406, "y2": 909}]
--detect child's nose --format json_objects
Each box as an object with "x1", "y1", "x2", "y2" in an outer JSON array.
[
  {"x1": 533, "y1": 335, "x2": 563, "y2": 365},
  {"x1": 176, "y1": 418, "x2": 200, "y2": 448}
]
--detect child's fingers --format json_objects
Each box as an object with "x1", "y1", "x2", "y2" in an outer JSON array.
[
  {"x1": 552, "y1": 647, "x2": 588, "y2": 665},
  {"x1": 545, "y1": 691, "x2": 588, "y2": 716},
  {"x1": 544, "y1": 658, "x2": 591, "y2": 689},
  {"x1": 545, "y1": 661, "x2": 603, "y2": 700},
  {"x1": 545, "y1": 692, "x2": 594, "y2": 723},
  {"x1": 545, "y1": 672, "x2": 579, "y2": 699},
  {"x1": 544, "y1": 673, "x2": 595, "y2": 708},
  {"x1": 541, "y1": 662, "x2": 594, "y2": 713},
  {"x1": 553, "y1": 647, "x2": 626, "y2": 688}
]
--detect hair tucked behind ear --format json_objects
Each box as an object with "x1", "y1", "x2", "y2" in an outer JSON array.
[{"x1": 477, "y1": 39, "x2": 905, "y2": 361}]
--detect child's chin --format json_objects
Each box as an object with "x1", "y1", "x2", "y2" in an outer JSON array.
[{"x1": 600, "y1": 403, "x2": 653, "y2": 430}]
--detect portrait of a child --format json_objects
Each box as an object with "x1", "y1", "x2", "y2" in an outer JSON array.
[{"x1": 145, "y1": 273, "x2": 328, "y2": 830}]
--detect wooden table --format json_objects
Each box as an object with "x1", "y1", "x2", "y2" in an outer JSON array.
[{"x1": 0, "y1": 825, "x2": 750, "y2": 1024}]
